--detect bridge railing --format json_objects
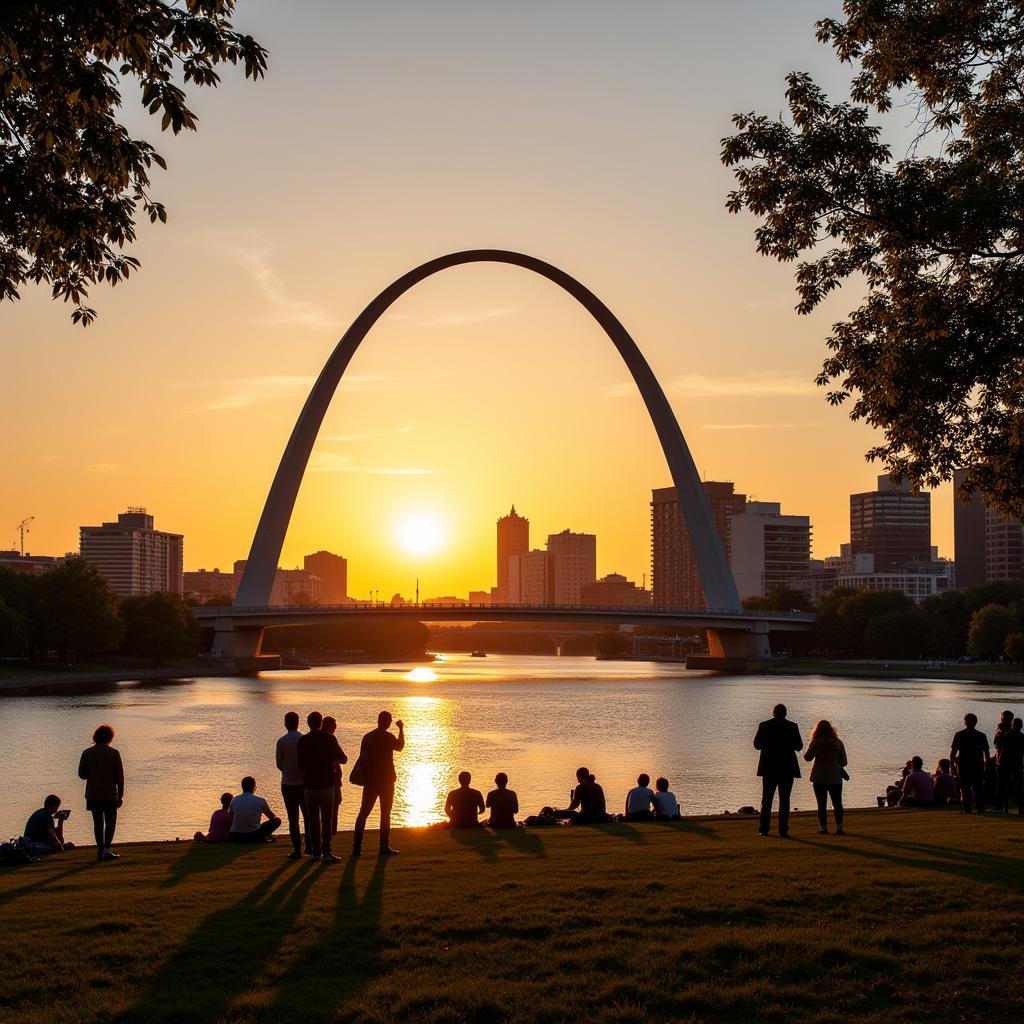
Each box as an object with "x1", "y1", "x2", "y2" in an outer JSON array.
[{"x1": 197, "y1": 602, "x2": 815, "y2": 621}]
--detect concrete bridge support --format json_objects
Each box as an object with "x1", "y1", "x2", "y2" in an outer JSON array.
[
  {"x1": 689, "y1": 624, "x2": 772, "y2": 671},
  {"x1": 211, "y1": 619, "x2": 279, "y2": 673}
]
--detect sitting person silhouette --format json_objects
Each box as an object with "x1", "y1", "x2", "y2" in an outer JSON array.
[
  {"x1": 485, "y1": 772, "x2": 519, "y2": 828},
  {"x1": 624, "y1": 773, "x2": 656, "y2": 821},
  {"x1": 899, "y1": 756, "x2": 935, "y2": 806},
  {"x1": 23, "y1": 795, "x2": 73, "y2": 854},
  {"x1": 549, "y1": 767, "x2": 608, "y2": 824},
  {"x1": 445, "y1": 771, "x2": 485, "y2": 828},
  {"x1": 932, "y1": 759, "x2": 961, "y2": 804},
  {"x1": 194, "y1": 792, "x2": 233, "y2": 842},
  {"x1": 652, "y1": 777, "x2": 681, "y2": 820},
  {"x1": 228, "y1": 777, "x2": 282, "y2": 844}
]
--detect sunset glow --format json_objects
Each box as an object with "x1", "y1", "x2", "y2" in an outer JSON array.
[{"x1": 398, "y1": 515, "x2": 443, "y2": 557}]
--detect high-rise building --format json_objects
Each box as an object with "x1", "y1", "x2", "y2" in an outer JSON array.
[
  {"x1": 546, "y1": 529, "x2": 597, "y2": 605},
  {"x1": 730, "y1": 501, "x2": 812, "y2": 599},
  {"x1": 508, "y1": 549, "x2": 550, "y2": 604},
  {"x1": 850, "y1": 475, "x2": 930, "y2": 571},
  {"x1": 496, "y1": 505, "x2": 529, "y2": 603},
  {"x1": 80, "y1": 508, "x2": 183, "y2": 596},
  {"x1": 651, "y1": 481, "x2": 746, "y2": 609},
  {"x1": 304, "y1": 550, "x2": 347, "y2": 603},
  {"x1": 986, "y1": 508, "x2": 1024, "y2": 582},
  {"x1": 580, "y1": 573, "x2": 651, "y2": 608},
  {"x1": 952, "y1": 468, "x2": 987, "y2": 589}
]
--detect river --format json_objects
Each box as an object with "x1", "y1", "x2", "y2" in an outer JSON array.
[{"x1": 2, "y1": 654, "x2": 1021, "y2": 843}]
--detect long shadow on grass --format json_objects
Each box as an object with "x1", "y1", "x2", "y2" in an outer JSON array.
[
  {"x1": 159, "y1": 841, "x2": 252, "y2": 888},
  {"x1": 596, "y1": 822, "x2": 647, "y2": 844},
  {"x1": 792, "y1": 834, "x2": 1024, "y2": 893},
  {"x1": 446, "y1": 827, "x2": 547, "y2": 861},
  {"x1": 266, "y1": 855, "x2": 388, "y2": 1020},
  {"x1": 660, "y1": 819, "x2": 724, "y2": 842},
  {"x1": 118, "y1": 858, "x2": 318, "y2": 1022},
  {"x1": 0, "y1": 860, "x2": 96, "y2": 908}
]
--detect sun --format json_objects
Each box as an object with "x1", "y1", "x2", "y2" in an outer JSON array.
[{"x1": 398, "y1": 514, "x2": 442, "y2": 556}]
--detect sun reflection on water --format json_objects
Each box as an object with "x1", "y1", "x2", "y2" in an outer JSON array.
[
  {"x1": 405, "y1": 667, "x2": 437, "y2": 684},
  {"x1": 394, "y1": 693, "x2": 454, "y2": 826}
]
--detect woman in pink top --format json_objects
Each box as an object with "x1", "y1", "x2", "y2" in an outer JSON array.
[{"x1": 194, "y1": 792, "x2": 233, "y2": 843}]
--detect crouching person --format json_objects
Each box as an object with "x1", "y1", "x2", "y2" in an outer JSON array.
[
  {"x1": 228, "y1": 777, "x2": 281, "y2": 844},
  {"x1": 24, "y1": 795, "x2": 73, "y2": 854}
]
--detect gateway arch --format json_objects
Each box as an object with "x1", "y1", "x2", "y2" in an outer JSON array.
[{"x1": 234, "y1": 250, "x2": 741, "y2": 616}]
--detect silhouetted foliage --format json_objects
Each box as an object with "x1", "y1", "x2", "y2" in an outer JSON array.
[
  {"x1": 261, "y1": 620, "x2": 430, "y2": 658},
  {"x1": 967, "y1": 603, "x2": 1021, "y2": 660},
  {"x1": 1005, "y1": 631, "x2": 1024, "y2": 666},
  {"x1": 743, "y1": 584, "x2": 814, "y2": 613},
  {"x1": 816, "y1": 588, "x2": 913, "y2": 656},
  {"x1": 0, "y1": 594, "x2": 29, "y2": 656},
  {"x1": 120, "y1": 591, "x2": 199, "y2": 664},
  {"x1": 33, "y1": 556, "x2": 123, "y2": 658},
  {"x1": 722, "y1": 0, "x2": 1024, "y2": 516},
  {"x1": 594, "y1": 631, "x2": 632, "y2": 658},
  {"x1": 863, "y1": 606, "x2": 930, "y2": 659},
  {"x1": 0, "y1": 1, "x2": 267, "y2": 325}
]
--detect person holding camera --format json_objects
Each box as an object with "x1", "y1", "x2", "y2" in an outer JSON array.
[
  {"x1": 23, "y1": 794, "x2": 74, "y2": 854},
  {"x1": 351, "y1": 710, "x2": 404, "y2": 857}
]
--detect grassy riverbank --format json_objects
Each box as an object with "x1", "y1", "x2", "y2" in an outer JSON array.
[
  {"x1": 770, "y1": 658, "x2": 1023, "y2": 684},
  {"x1": 2, "y1": 811, "x2": 1023, "y2": 1023}
]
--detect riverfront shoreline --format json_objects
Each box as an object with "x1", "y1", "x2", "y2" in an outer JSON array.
[{"x1": 3, "y1": 811, "x2": 1022, "y2": 1023}]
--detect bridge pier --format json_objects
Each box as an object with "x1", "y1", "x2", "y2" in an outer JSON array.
[
  {"x1": 688, "y1": 623, "x2": 771, "y2": 672},
  {"x1": 211, "y1": 618, "x2": 280, "y2": 673}
]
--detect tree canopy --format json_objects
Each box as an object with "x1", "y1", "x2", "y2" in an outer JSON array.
[
  {"x1": 722, "y1": 0, "x2": 1024, "y2": 516},
  {"x1": 0, "y1": 1, "x2": 266, "y2": 325}
]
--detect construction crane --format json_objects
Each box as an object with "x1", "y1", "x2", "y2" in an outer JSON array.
[{"x1": 16, "y1": 516, "x2": 34, "y2": 557}]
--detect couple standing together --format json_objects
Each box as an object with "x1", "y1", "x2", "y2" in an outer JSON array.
[{"x1": 277, "y1": 709, "x2": 405, "y2": 861}]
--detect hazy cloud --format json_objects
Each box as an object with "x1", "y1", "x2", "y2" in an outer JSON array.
[
  {"x1": 86, "y1": 462, "x2": 120, "y2": 473},
  {"x1": 207, "y1": 229, "x2": 337, "y2": 330},
  {"x1": 702, "y1": 422, "x2": 820, "y2": 431},
  {"x1": 309, "y1": 452, "x2": 435, "y2": 475},
  {"x1": 606, "y1": 373, "x2": 813, "y2": 400},
  {"x1": 199, "y1": 374, "x2": 385, "y2": 412},
  {"x1": 323, "y1": 426, "x2": 417, "y2": 443},
  {"x1": 387, "y1": 306, "x2": 519, "y2": 328}
]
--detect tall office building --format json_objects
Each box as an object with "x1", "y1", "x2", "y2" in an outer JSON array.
[
  {"x1": 508, "y1": 549, "x2": 550, "y2": 604},
  {"x1": 496, "y1": 505, "x2": 529, "y2": 602},
  {"x1": 849, "y1": 475, "x2": 930, "y2": 571},
  {"x1": 80, "y1": 508, "x2": 183, "y2": 596},
  {"x1": 952, "y1": 468, "x2": 987, "y2": 589},
  {"x1": 651, "y1": 481, "x2": 746, "y2": 609},
  {"x1": 304, "y1": 550, "x2": 347, "y2": 603},
  {"x1": 546, "y1": 529, "x2": 597, "y2": 605},
  {"x1": 729, "y1": 501, "x2": 812, "y2": 599},
  {"x1": 986, "y1": 509, "x2": 1024, "y2": 582}
]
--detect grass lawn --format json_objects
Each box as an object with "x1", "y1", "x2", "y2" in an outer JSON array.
[{"x1": 2, "y1": 811, "x2": 1024, "y2": 1023}]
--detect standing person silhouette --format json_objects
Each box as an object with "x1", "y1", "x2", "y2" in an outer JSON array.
[
  {"x1": 950, "y1": 713, "x2": 990, "y2": 814},
  {"x1": 276, "y1": 711, "x2": 307, "y2": 859},
  {"x1": 804, "y1": 720, "x2": 848, "y2": 834},
  {"x1": 352, "y1": 711, "x2": 404, "y2": 857},
  {"x1": 995, "y1": 718, "x2": 1024, "y2": 815},
  {"x1": 297, "y1": 711, "x2": 347, "y2": 862},
  {"x1": 753, "y1": 704, "x2": 803, "y2": 838},
  {"x1": 78, "y1": 724, "x2": 124, "y2": 860}
]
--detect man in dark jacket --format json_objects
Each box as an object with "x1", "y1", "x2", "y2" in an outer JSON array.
[
  {"x1": 753, "y1": 704, "x2": 803, "y2": 837},
  {"x1": 352, "y1": 710, "x2": 405, "y2": 857},
  {"x1": 297, "y1": 711, "x2": 347, "y2": 862}
]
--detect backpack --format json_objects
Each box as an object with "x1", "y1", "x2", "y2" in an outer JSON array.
[{"x1": 1, "y1": 838, "x2": 38, "y2": 866}]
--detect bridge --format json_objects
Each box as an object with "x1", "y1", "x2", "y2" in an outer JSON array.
[{"x1": 214, "y1": 249, "x2": 815, "y2": 671}]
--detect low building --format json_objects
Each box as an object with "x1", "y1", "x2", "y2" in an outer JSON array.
[
  {"x1": 467, "y1": 590, "x2": 492, "y2": 605},
  {"x1": 422, "y1": 595, "x2": 468, "y2": 607},
  {"x1": 580, "y1": 573, "x2": 652, "y2": 608},
  {"x1": 231, "y1": 560, "x2": 320, "y2": 606},
  {"x1": 183, "y1": 568, "x2": 236, "y2": 603},
  {"x1": 546, "y1": 529, "x2": 597, "y2": 605},
  {"x1": 303, "y1": 550, "x2": 348, "y2": 603},
  {"x1": 0, "y1": 550, "x2": 64, "y2": 575},
  {"x1": 508, "y1": 549, "x2": 550, "y2": 605}
]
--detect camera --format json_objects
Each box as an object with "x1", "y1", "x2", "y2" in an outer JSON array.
[{"x1": 56, "y1": 809, "x2": 71, "y2": 820}]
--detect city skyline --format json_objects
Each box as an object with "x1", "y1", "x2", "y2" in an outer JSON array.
[{"x1": 1, "y1": 1, "x2": 960, "y2": 599}]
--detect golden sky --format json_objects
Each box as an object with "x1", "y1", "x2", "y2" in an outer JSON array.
[{"x1": 1, "y1": 1, "x2": 954, "y2": 599}]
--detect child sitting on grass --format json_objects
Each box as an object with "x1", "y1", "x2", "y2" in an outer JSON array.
[{"x1": 653, "y1": 777, "x2": 681, "y2": 820}]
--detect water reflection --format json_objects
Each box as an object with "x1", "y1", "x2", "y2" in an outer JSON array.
[
  {"x1": 405, "y1": 667, "x2": 438, "y2": 684},
  {"x1": 394, "y1": 694, "x2": 453, "y2": 826}
]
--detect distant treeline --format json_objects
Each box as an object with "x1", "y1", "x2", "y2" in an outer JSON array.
[
  {"x1": 260, "y1": 621, "x2": 429, "y2": 658},
  {"x1": 0, "y1": 558, "x2": 198, "y2": 664},
  {"x1": 748, "y1": 582, "x2": 1024, "y2": 661}
]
